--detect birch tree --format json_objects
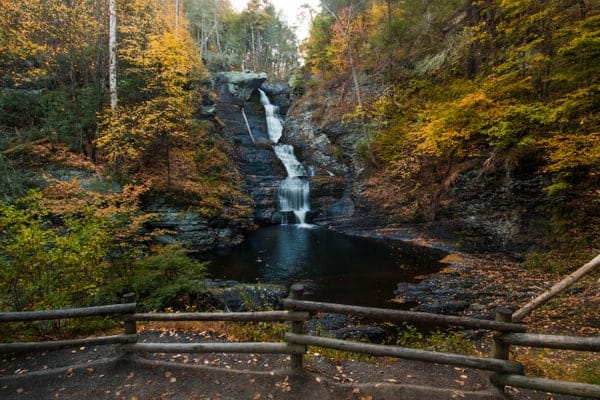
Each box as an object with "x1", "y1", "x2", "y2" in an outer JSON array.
[{"x1": 109, "y1": 0, "x2": 118, "y2": 110}]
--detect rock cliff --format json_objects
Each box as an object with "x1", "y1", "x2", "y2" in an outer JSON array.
[
  {"x1": 282, "y1": 89, "x2": 550, "y2": 254},
  {"x1": 141, "y1": 72, "x2": 290, "y2": 251}
]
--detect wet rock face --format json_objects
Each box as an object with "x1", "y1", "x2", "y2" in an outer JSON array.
[
  {"x1": 433, "y1": 167, "x2": 550, "y2": 253},
  {"x1": 212, "y1": 76, "x2": 286, "y2": 226},
  {"x1": 142, "y1": 194, "x2": 252, "y2": 252},
  {"x1": 308, "y1": 175, "x2": 355, "y2": 224},
  {"x1": 282, "y1": 110, "x2": 349, "y2": 177},
  {"x1": 281, "y1": 107, "x2": 358, "y2": 226}
]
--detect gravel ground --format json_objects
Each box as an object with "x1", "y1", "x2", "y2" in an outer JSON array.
[{"x1": 0, "y1": 329, "x2": 586, "y2": 400}]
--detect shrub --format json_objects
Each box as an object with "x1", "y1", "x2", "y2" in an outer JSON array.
[{"x1": 128, "y1": 244, "x2": 208, "y2": 311}]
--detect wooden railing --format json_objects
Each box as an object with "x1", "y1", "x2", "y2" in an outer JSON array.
[{"x1": 1, "y1": 284, "x2": 599, "y2": 398}]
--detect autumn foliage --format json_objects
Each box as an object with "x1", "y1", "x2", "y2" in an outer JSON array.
[
  {"x1": 302, "y1": 0, "x2": 599, "y2": 259},
  {"x1": 0, "y1": 0, "x2": 247, "y2": 323}
]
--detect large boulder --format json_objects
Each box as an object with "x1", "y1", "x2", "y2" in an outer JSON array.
[{"x1": 217, "y1": 71, "x2": 268, "y2": 101}]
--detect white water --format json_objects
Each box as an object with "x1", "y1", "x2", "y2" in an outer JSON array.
[{"x1": 259, "y1": 89, "x2": 311, "y2": 226}]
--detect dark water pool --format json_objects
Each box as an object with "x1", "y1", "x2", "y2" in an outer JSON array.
[{"x1": 205, "y1": 225, "x2": 446, "y2": 308}]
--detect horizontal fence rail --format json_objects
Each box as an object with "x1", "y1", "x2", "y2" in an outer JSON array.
[
  {"x1": 282, "y1": 298, "x2": 527, "y2": 332},
  {"x1": 0, "y1": 334, "x2": 137, "y2": 354},
  {"x1": 495, "y1": 375, "x2": 600, "y2": 399},
  {"x1": 122, "y1": 342, "x2": 305, "y2": 355},
  {"x1": 134, "y1": 310, "x2": 308, "y2": 322},
  {"x1": 501, "y1": 333, "x2": 600, "y2": 351},
  {"x1": 0, "y1": 303, "x2": 136, "y2": 322},
  {"x1": 285, "y1": 332, "x2": 524, "y2": 374}
]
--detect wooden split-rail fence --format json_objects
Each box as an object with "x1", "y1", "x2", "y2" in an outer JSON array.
[{"x1": 2, "y1": 254, "x2": 600, "y2": 398}]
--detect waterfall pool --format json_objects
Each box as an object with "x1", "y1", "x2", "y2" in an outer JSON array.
[{"x1": 205, "y1": 225, "x2": 446, "y2": 308}]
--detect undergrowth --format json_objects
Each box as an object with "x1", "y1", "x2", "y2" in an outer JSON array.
[
  {"x1": 513, "y1": 348, "x2": 600, "y2": 385},
  {"x1": 394, "y1": 323, "x2": 478, "y2": 355}
]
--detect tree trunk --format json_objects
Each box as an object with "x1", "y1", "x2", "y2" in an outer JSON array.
[{"x1": 109, "y1": 0, "x2": 117, "y2": 110}]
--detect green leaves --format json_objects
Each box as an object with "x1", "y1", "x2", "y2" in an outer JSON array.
[
  {"x1": 0, "y1": 194, "x2": 112, "y2": 312},
  {"x1": 129, "y1": 244, "x2": 208, "y2": 311},
  {"x1": 219, "y1": 1, "x2": 298, "y2": 78}
]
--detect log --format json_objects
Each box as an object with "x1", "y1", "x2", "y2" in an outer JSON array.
[
  {"x1": 122, "y1": 342, "x2": 305, "y2": 355},
  {"x1": 134, "y1": 311, "x2": 308, "y2": 322},
  {"x1": 513, "y1": 253, "x2": 600, "y2": 322},
  {"x1": 284, "y1": 333, "x2": 524, "y2": 374},
  {"x1": 282, "y1": 299, "x2": 526, "y2": 332},
  {"x1": 1, "y1": 138, "x2": 50, "y2": 155},
  {"x1": 501, "y1": 333, "x2": 600, "y2": 351},
  {"x1": 241, "y1": 107, "x2": 256, "y2": 144},
  {"x1": 495, "y1": 375, "x2": 600, "y2": 398},
  {"x1": 0, "y1": 303, "x2": 137, "y2": 322},
  {"x1": 0, "y1": 334, "x2": 137, "y2": 354}
]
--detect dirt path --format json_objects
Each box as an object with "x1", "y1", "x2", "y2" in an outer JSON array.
[{"x1": 0, "y1": 330, "x2": 584, "y2": 400}]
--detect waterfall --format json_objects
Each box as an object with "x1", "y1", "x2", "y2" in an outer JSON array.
[{"x1": 259, "y1": 89, "x2": 310, "y2": 226}]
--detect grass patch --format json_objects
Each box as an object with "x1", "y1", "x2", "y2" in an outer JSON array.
[
  {"x1": 514, "y1": 348, "x2": 600, "y2": 384},
  {"x1": 393, "y1": 323, "x2": 478, "y2": 355},
  {"x1": 306, "y1": 346, "x2": 376, "y2": 364}
]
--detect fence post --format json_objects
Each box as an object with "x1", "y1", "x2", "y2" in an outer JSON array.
[
  {"x1": 287, "y1": 283, "x2": 306, "y2": 374},
  {"x1": 122, "y1": 293, "x2": 137, "y2": 351},
  {"x1": 490, "y1": 306, "x2": 513, "y2": 391}
]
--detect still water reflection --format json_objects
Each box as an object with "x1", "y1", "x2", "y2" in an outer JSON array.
[{"x1": 206, "y1": 225, "x2": 445, "y2": 308}]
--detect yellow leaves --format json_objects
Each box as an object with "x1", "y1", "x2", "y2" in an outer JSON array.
[
  {"x1": 457, "y1": 92, "x2": 492, "y2": 109},
  {"x1": 414, "y1": 91, "x2": 494, "y2": 156},
  {"x1": 542, "y1": 132, "x2": 600, "y2": 174}
]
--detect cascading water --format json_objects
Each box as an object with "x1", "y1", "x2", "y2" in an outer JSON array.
[{"x1": 259, "y1": 89, "x2": 311, "y2": 226}]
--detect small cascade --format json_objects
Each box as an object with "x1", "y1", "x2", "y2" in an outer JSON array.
[{"x1": 259, "y1": 89, "x2": 310, "y2": 226}]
